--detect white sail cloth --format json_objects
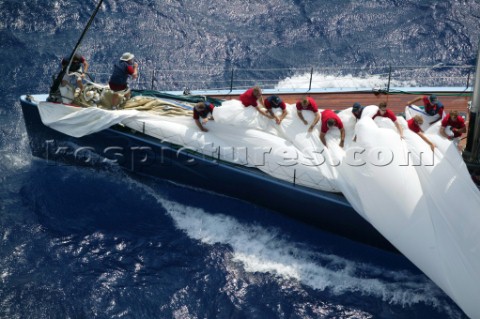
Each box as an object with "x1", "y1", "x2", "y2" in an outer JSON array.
[
  {"x1": 37, "y1": 102, "x2": 152, "y2": 137},
  {"x1": 37, "y1": 100, "x2": 480, "y2": 318},
  {"x1": 332, "y1": 106, "x2": 480, "y2": 319}
]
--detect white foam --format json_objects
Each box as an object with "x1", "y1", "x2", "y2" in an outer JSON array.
[
  {"x1": 156, "y1": 196, "x2": 447, "y2": 309},
  {"x1": 275, "y1": 72, "x2": 418, "y2": 89}
]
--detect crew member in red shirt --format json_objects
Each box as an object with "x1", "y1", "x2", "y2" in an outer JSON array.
[
  {"x1": 264, "y1": 95, "x2": 288, "y2": 124},
  {"x1": 373, "y1": 102, "x2": 404, "y2": 138},
  {"x1": 296, "y1": 97, "x2": 320, "y2": 132},
  {"x1": 319, "y1": 110, "x2": 345, "y2": 148},
  {"x1": 193, "y1": 101, "x2": 215, "y2": 132},
  {"x1": 239, "y1": 86, "x2": 272, "y2": 119},
  {"x1": 407, "y1": 115, "x2": 435, "y2": 151},
  {"x1": 440, "y1": 110, "x2": 466, "y2": 145},
  {"x1": 407, "y1": 94, "x2": 444, "y2": 124}
]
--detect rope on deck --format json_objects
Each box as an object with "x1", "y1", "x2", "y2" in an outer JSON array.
[{"x1": 122, "y1": 96, "x2": 193, "y2": 117}]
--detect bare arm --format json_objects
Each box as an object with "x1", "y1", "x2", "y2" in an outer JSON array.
[
  {"x1": 440, "y1": 125, "x2": 466, "y2": 140},
  {"x1": 439, "y1": 126, "x2": 449, "y2": 138},
  {"x1": 407, "y1": 96, "x2": 422, "y2": 105},
  {"x1": 256, "y1": 106, "x2": 273, "y2": 119},
  {"x1": 297, "y1": 110, "x2": 307, "y2": 125},
  {"x1": 339, "y1": 128, "x2": 345, "y2": 148},
  {"x1": 394, "y1": 121, "x2": 404, "y2": 138},
  {"x1": 259, "y1": 95, "x2": 266, "y2": 108},
  {"x1": 82, "y1": 59, "x2": 89, "y2": 74},
  {"x1": 269, "y1": 108, "x2": 286, "y2": 124},
  {"x1": 132, "y1": 62, "x2": 139, "y2": 79},
  {"x1": 418, "y1": 131, "x2": 435, "y2": 151},
  {"x1": 277, "y1": 109, "x2": 288, "y2": 124},
  {"x1": 195, "y1": 119, "x2": 208, "y2": 132},
  {"x1": 320, "y1": 132, "x2": 328, "y2": 147},
  {"x1": 309, "y1": 112, "x2": 321, "y2": 132},
  {"x1": 255, "y1": 95, "x2": 271, "y2": 118},
  {"x1": 267, "y1": 109, "x2": 278, "y2": 123}
]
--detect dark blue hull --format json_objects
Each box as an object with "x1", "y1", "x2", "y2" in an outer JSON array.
[{"x1": 20, "y1": 96, "x2": 396, "y2": 251}]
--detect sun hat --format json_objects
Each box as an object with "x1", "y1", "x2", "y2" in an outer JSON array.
[{"x1": 120, "y1": 52, "x2": 135, "y2": 61}]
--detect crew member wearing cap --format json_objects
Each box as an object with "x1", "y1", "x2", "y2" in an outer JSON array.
[
  {"x1": 407, "y1": 94, "x2": 444, "y2": 124},
  {"x1": 319, "y1": 110, "x2": 345, "y2": 148},
  {"x1": 239, "y1": 86, "x2": 273, "y2": 119},
  {"x1": 351, "y1": 102, "x2": 365, "y2": 120},
  {"x1": 61, "y1": 53, "x2": 89, "y2": 91},
  {"x1": 296, "y1": 97, "x2": 320, "y2": 132},
  {"x1": 264, "y1": 95, "x2": 288, "y2": 125},
  {"x1": 350, "y1": 102, "x2": 366, "y2": 142},
  {"x1": 109, "y1": 52, "x2": 139, "y2": 109},
  {"x1": 193, "y1": 101, "x2": 215, "y2": 132}
]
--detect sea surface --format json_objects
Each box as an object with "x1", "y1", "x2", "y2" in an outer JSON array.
[{"x1": 1, "y1": 0, "x2": 480, "y2": 318}]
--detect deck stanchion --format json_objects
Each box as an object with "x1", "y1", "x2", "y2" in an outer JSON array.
[
  {"x1": 293, "y1": 169, "x2": 296, "y2": 186},
  {"x1": 387, "y1": 65, "x2": 392, "y2": 93},
  {"x1": 229, "y1": 68, "x2": 234, "y2": 93},
  {"x1": 151, "y1": 69, "x2": 155, "y2": 90},
  {"x1": 308, "y1": 68, "x2": 313, "y2": 92}
]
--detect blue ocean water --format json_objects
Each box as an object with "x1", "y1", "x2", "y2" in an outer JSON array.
[{"x1": 1, "y1": 0, "x2": 480, "y2": 318}]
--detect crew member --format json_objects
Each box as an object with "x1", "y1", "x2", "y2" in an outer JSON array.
[
  {"x1": 193, "y1": 101, "x2": 215, "y2": 132},
  {"x1": 239, "y1": 86, "x2": 272, "y2": 118},
  {"x1": 264, "y1": 95, "x2": 288, "y2": 124},
  {"x1": 319, "y1": 109, "x2": 345, "y2": 148},
  {"x1": 440, "y1": 110, "x2": 466, "y2": 151},
  {"x1": 407, "y1": 94, "x2": 444, "y2": 124},
  {"x1": 407, "y1": 115, "x2": 435, "y2": 151},
  {"x1": 351, "y1": 102, "x2": 365, "y2": 120},
  {"x1": 373, "y1": 102, "x2": 404, "y2": 138},
  {"x1": 61, "y1": 53, "x2": 89, "y2": 91},
  {"x1": 108, "y1": 52, "x2": 138, "y2": 109},
  {"x1": 296, "y1": 97, "x2": 320, "y2": 132}
]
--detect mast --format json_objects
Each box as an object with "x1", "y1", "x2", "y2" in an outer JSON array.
[
  {"x1": 47, "y1": 0, "x2": 105, "y2": 102},
  {"x1": 466, "y1": 40, "x2": 480, "y2": 162}
]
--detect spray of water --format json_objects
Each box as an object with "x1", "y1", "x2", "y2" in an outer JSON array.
[{"x1": 275, "y1": 72, "x2": 418, "y2": 89}]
